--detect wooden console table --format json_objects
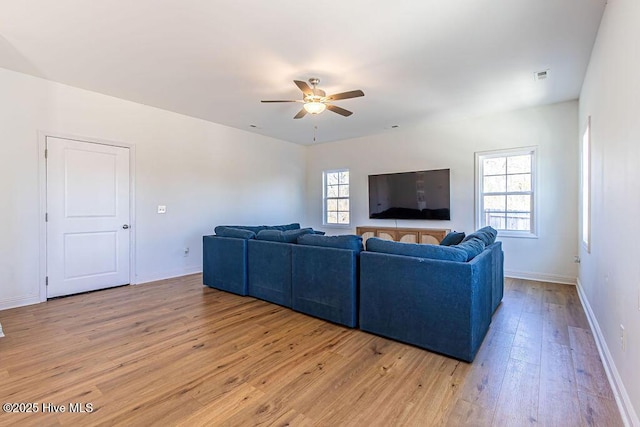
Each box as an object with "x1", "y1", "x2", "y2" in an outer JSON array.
[{"x1": 356, "y1": 226, "x2": 450, "y2": 245}]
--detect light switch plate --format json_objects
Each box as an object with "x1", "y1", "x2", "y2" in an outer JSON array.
[{"x1": 157, "y1": 205, "x2": 167, "y2": 214}]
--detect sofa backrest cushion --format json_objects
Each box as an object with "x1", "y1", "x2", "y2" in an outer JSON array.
[
  {"x1": 256, "y1": 228, "x2": 314, "y2": 243},
  {"x1": 269, "y1": 223, "x2": 301, "y2": 231},
  {"x1": 440, "y1": 231, "x2": 465, "y2": 246},
  {"x1": 214, "y1": 226, "x2": 256, "y2": 240},
  {"x1": 297, "y1": 234, "x2": 364, "y2": 252},
  {"x1": 462, "y1": 226, "x2": 497, "y2": 246},
  {"x1": 453, "y1": 237, "x2": 486, "y2": 261},
  {"x1": 366, "y1": 237, "x2": 467, "y2": 262},
  {"x1": 216, "y1": 225, "x2": 266, "y2": 234}
]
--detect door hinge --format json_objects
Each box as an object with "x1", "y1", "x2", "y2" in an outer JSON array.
[
  {"x1": 44, "y1": 149, "x2": 48, "y2": 159},
  {"x1": 45, "y1": 276, "x2": 49, "y2": 286},
  {"x1": 45, "y1": 212, "x2": 48, "y2": 222}
]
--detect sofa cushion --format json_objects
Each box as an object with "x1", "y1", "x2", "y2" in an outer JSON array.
[
  {"x1": 297, "y1": 234, "x2": 364, "y2": 252},
  {"x1": 268, "y1": 223, "x2": 301, "y2": 231},
  {"x1": 366, "y1": 237, "x2": 467, "y2": 262},
  {"x1": 462, "y1": 226, "x2": 498, "y2": 246},
  {"x1": 256, "y1": 228, "x2": 314, "y2": 243},
  {"x1": 214, "y1": 226, "x2": 256, "y2": 240},
  {"x1": 216, "y1": 225, "x2": 267, "y2": 234},
  {"x1": 440, "y1": 231, "x2": 465, "y2": 246},
  {"x1": 453, "y1": 237, "x2": 485, "y2": 261}
]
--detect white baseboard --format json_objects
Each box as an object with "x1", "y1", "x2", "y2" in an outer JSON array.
[
  {"x1": 576, "y1": 278, "x2": 639, "y2": 427},
  {"x1": 504, "y1": 269, "x2": 576, "y2": 285},
  {"x1": 135, "y1": 265, "x2": 202, "y2": 285},
  {"x1": 0, "y1": 294, "x2": 41, "y2": 311}
]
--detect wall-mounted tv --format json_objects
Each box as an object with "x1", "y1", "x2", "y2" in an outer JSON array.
[{"x1": 368, "y1": 169, "x2": 450, "y2": 220}]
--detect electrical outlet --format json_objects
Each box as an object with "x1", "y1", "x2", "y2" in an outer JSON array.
[
  {"x1": 620, "y1": 324, "x2": 626, "y2": 352},
  {"x1": 183, "y1": 247, "x2": 190, "y2": 257},
  {"x1": 157, "y1": 205, "x2": 167, "y2": 214}
]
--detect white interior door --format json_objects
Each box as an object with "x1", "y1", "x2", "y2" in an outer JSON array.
[{"x1": 46, "y1": 137, "x2": 131, "y2": 298}]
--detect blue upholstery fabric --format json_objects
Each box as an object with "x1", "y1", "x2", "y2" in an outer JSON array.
[
  {"x1": 440, "y1": 231, "x2": 465, "y2": 246},
  {"x1": 359, "y1": 250, "x2": 493, "y2": 362},
  {"x1": 366, "y1": 237, "x2": 467, "y2": 262},
  {"x1": 256, "y1": 228, "x2": 314, "y2": 243},
  {"x1": 296, "y1": 234, "x2": 364, "y2": 252},
  {"x1": 215, "y1": 225, "x2": 266, "y2": 234},
  {"x1": 270, "y1": 223, "x2": 301, "y2": 231},
  {"x1": 453, "y1": 237, "x2": 485, "y2": 261},
  {"x1": 202, "y1": 235, "x2": 249, "y2": 295},
  {"x1": 487, "y1": 241, "x2": 504, "y2": 312},
  {"x1": 291, "y1": 244, "x2": 359, "y2": 327},
  {"x1": 247, "y1": 240, "x2": 293, "y2": 307},
  {"x1": 214, "y1": 226, "x2": 256, "y2": 240},
  {"x1": 462, "y1": 226, "x2": 497, "y2": 246},
  {"x1": 215, "y1": 223, "x2": 301, "y2": 234}
]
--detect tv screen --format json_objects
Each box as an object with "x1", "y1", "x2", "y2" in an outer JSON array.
[{"x1": 368, "y1": 169, "x2": 450, "y2": 220}]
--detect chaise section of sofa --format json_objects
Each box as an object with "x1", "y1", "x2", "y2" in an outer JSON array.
[
  {"x1": 359, "y1": 238, "x2": 494, "y2": 362},
  {"x1": 291, "y1": 234, "x2": 363, "y2": 328}
]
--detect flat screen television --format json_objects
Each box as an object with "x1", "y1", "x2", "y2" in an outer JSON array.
[{"x1": 368, "y1": 169, "x2": 450, "y2": 220}]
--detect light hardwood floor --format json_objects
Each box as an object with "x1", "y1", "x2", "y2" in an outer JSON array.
[{"x1": 0, "y1": 275, "x2": 623, "y2": 426}]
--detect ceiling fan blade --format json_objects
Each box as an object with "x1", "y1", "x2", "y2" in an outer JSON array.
[
  {"x1": 326, "y1": 104, "x2": 353, "y2": 117},
  {"x1": 326, "y1": 90, "x2": 365, "y2": 101},
  {"x1": 294, "y1": 80, "x2": 313, "y2": 95},
  {"x1": 293, "y1": 108, "x2": 307, "y2": 119},
  {"x1": 261, "y1": 100, "x2": 300, "y2": 103}
]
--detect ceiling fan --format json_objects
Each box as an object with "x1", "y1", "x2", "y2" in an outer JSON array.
[{"x1": 261, "y1": 78, "x2": 364, "y2": 119}]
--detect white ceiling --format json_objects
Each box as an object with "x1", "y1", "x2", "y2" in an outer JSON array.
[{"x1": 0, "y1": 0, "x2": 606, "y2": 145}]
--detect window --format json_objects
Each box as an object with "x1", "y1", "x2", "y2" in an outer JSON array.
[
  {"x1": 581, "y1": 117, "x2": 591, "y2": 251},
  {"x1": 323, "y1": 169, "x2": 350, "y2": 225},
  {"x1": 476, "y1": 147, "x2": 537, "y2": 237}
]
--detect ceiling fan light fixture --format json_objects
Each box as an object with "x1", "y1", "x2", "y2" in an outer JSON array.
[{"x1": 303, "y1": 101, "x2": 326, "y2": 115}]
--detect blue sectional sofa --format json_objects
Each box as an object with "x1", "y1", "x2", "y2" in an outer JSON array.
[{"x1": 202, "y1": 224, "x2": 503, "y2": 362}]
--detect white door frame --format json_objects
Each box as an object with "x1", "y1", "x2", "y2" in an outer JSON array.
[{"x1": 38, "y1": 131, "x2": 137, "y2": 302}]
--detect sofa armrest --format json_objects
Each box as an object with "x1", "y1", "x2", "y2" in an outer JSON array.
[{"x1": 202, "y1": 235, "x2": 248, "y2": 296}]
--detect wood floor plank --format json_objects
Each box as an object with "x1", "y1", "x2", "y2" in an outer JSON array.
[
  {"x1": 445, "y1": 398, "x2": 495, "y2": 427},
  {"x1": 492, "y1": 358, "x2": 540, "y2": 426},
  {"x1": 577, "y1": 390, "x2": 624, "y2": 427},
  {"x1": 510, "y1": 311, "x2": 543, "y2": 365},
  {"x1": 0, "y1": 274, "x2": 623, "y2": 426},
  {"x1": 542, "y1": 302, "x2": 571, "y2": 345}
]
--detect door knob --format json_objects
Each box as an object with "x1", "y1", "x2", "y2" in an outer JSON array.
[{"x1": 122, "y1": 224, "x2": 130, "y2": 229}]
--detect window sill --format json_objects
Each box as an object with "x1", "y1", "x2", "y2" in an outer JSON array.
[
  {"x1": 322, "y1": 224, "x2": 352, "y2": 229},
  {"x1": 497, "y1": 231, "x2": 538, "y2": 239}
]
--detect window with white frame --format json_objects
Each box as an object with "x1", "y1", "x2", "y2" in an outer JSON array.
[
  {"x1": 476, "y1": 147, "x2": 537, "y2": 236},
  {"x1": 581, "y1": 117, "x2": 591, "y2": 251},
  {"x1": 323, "y1": 169, "x2": 350, "y2": 225}
]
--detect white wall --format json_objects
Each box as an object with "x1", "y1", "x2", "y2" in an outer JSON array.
[
  {"x1": 578, "y1": 0, "x2": 640, "y2": 423},
  {"x1": 0, "y1": 68, "x2": 306, "y2": 310},
  {"x1": 305, "y1": 101, "x2": 579, "y2": 283}
]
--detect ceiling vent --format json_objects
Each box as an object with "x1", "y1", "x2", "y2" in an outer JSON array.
[{"x1": 534, "y1": 69, "x2": 550, "y2": 81}]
